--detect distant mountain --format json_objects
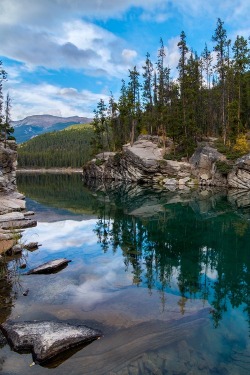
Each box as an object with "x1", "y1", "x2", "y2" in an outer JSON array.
[{"x1": 12, "y1": 114, "x2": 92, "y2": 143}]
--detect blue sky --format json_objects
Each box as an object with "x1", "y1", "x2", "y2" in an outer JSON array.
[{"x1": 1, "y1": 0, "x2": 249, "y2": 120}]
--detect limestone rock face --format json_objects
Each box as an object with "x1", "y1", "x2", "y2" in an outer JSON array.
[
  {"x1": 83, "y1": 140, "x2": 250, "y2": 190},
  {"x1": 0, "y1": 141, "x2": 17, "y2": 193},
  {"x1": 83, "y1": 140, "x2": 191, "y2": 184},
  {"x1": 228, "y1": 153, "x2": 250, "y2": 189}
]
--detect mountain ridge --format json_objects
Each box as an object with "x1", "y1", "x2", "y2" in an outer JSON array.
[
  {"x1": 11, "y1": 114, "x2": 92, "y2": 143},
  {"x1": 12, "y1": 114, "x2": 92, "y2": 128}
]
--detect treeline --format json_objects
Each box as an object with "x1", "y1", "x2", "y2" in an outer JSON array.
[
  {"x1": 0, "y1": 61, "x2": 14, "y2": 146},
  {"x1": 18, "y1": 124, "x2": 94, "y2": 168},
  {"x1": 92, "y1": 18, "x2": 250, "y2": 157}
]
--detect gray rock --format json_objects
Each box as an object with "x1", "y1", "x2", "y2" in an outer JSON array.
[
  {"x1": 0, "y1": 212, "x2": 24, "y2": 222},
  {"x1": 24, "y1": 211, "x2": 35, "y2": 216},
  {"x1": 228, "y1": 153, "x2": 250, "y2": 189},
  {"x1": 0, "y1": 320, "x2": 102, "y2": 364},
  {"x1": 1, "y1": 219, "x2": 37, "y2": 230},
  {"x1": 26, "y1": 258, "x2": 71, "y2": 274},
  {"x1": 9, "y1": 244, "x2": 23, "y2": 254},
  {"x1": 24, "y1": 241, "x2": 39, "y2": 250},
  {"x1": 190, "y1": 145, "x2": 227, "y2": 186},
  {"x1": 0, "y1": 142, "x2": 18, "y2": 194},
  {"x1": 83, "y1": 139, "x2": 250, "y2": 190}
]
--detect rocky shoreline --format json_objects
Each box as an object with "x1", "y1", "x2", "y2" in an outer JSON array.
[
  {"x1": 0, "y1": 141, "x2": 37, "y2": 254},
  {"x1": 83, "y1": 136, "x2": 250, "y2": 190}
]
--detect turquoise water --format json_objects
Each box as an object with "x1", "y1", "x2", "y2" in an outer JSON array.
[{"x1": 0, "y1": 174, "x2": 250, "y2": 374}]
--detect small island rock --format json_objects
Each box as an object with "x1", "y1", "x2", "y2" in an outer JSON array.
[{"x1": 26, "y1": 258, "x2": 71, "y2": 274}]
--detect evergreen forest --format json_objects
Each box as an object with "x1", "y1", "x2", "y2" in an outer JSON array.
[
  {"x1": 92, "y1": 18, "x2": 250, "y2": 158},
  {"x1": 17, "y1": 124, "x2": 94, "y2": 168}
]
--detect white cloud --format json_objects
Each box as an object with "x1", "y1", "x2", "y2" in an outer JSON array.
[
  {"x1": 0, "y1": 18, "x2": 139, "y2": 79},
  {"x1": 164, "y1": 37, "x2": 181, "y2": 76},
  {"x1": 121, "y1": 49, "x2": 138, "y2": 62},
  {"x1": 24, "y1": 219, "x2": 99, "y2": 250},
  {"x1": 6, "y1": 82, "x2": 110, "y2": 119},
  {"x1": 0, "y1": 0, "x2": 169, "y2": 26}
]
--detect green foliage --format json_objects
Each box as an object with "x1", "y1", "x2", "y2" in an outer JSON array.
[
  {"x1": 233, "y1": 134, "x2": 250, "y2": 154},
  {"x1": 18, "y1": 123, "x2": 94, "y2": 168},
  {"x1": 91, "y1": 19, "x2": 250, "y2": 159},
  {"x1": 215, "y1": 160, "x2": 233, "y2": 175},
  {"x1": 7, "y1": 135, "x2": 16, "y2": 141},
  {"x1": 95, "y1": 158, "x2": 104, "y2": 166},
  {"x1": 113, "y1": 152, "x2": 122, "y2": 165},
  {"x1": 164, "y1": 152, "x2": 185, "y2": 162},
  {"x1": 214, "y1": 138, "x2": 248, "y2": 160}
]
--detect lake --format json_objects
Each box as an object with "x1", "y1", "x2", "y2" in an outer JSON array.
[{"x1": 0, "y1": 173, "x2": 250, "y2": 374}]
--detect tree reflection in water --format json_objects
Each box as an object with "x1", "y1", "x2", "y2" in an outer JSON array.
[
  {"x1": 17, "y1": 174, "x2": 250, "y2": 329},
  {"x1": 89, "y1": 182, "x2": 250, "y2": 329}
]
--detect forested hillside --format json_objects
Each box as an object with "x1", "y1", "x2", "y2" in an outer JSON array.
[
  {"x1": 12, "y1": 115, "x2": 92, "y2": 143},
  {"x1": 91, "y1": 19, "x2": 250, "y2": 158},
  {"x1": 18, "y1": 124, "x2": 94, "y2": 168}
]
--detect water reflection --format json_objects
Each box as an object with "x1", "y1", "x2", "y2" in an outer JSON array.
[
  {"x1": 86, "y1": 182, "x2": 250, "y2": 329},
  {"x1": 17, "y1": 174, "x2": 250, "y2": 330}
]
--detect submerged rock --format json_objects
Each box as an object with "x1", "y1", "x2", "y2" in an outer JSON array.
[
  {"x1": 24, "y1": 242, "x2": 40, "y2": 251},
  {"x1": 0, "y1": 320, "x2": 102, "y2": 364},
  {"x1": 26, "y1": 258, "x2": 71, "y2": 274}
]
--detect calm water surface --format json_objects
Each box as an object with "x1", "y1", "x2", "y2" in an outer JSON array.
[{"x1": 0, "y1": 174, "x2": 250, "y2": 374}]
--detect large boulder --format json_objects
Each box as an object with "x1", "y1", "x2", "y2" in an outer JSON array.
[
  {"x1": 190, "y1": 145, "x2": 227, "y2": 186},
  {"x1": 0, "y1": 320, "x2": 102, "y2": 364},
  {"x1": 228, "y1": 153, "x2": 250, "y2": 189},
  {"x1": 83, "y1": 140, "x2": 165, "y2": 182},
  {"x1": 83, "y1": 139, "x2": 191, "y2": 184}
]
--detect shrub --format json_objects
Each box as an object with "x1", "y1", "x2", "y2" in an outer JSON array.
[
  {"x1": 113, "y1": 152, "x2": 122, "y2": 165},
  {"x1": 215, "y1": 160, "x2": 233, "y2": 176},
  {"x1": 214, "y1": 137, "x2": 249, "y2": 161},
  {"x1": 95, "y1": 158, "x2": 104, "y2": 166},
  {"x1": 233, "y1": 134, "x2": 250, "y2": 155},
  {"x1": 164, "y1": 152, "x2": 186, "y2": 161}
]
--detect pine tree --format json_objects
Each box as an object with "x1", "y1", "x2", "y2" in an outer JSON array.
[
  {"x1": 127, "y1": 66, "x2": 141, "y2": 145},
  {"x1": 232, "y1": 35, "x2": 250, "y2": 134},
  {"x1": 212, "y1": 18, "x2": 228, "y2": 143},
  {"x1": 0, "y1": 61, "x2": 7, "y2": 141},
  {"x1": 3, "y1": 93, "x2": 14, "y2": 147},
  {"x1": 142, "y1": 52, "x2": 154, "y2": 134}
]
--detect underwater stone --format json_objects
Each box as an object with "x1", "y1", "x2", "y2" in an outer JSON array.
[
  {"x1": 0, "y1": 320, "x2": 102, "y2": 364},
  {"x1": 26, "y1": 258, "x2": 71, "y2": 274}
]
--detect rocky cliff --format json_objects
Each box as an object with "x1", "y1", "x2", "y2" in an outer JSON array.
[
  {"x1": 83, "y1": 136, "x2": 250, "y2": 190},
  {"x1": 0, "y1": 141, "x2": 17, "y2": 193},
  {"x1": 0, "y1": 141, "x2": 37, "y2": 254}
]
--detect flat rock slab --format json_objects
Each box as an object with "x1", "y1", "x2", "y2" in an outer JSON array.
[
  {"x1": 0, "y1": 212, "x2": 24, "y2": 222},
  {"x1": 0, "y1": 320, "x2": 102, "y2": 364},
  {"x1": 1, "y1": 219, "x2": 37, "y2": 230},
  {"x1": 26, "y1": 258, "x2": 71, "y2": 274},
  {"x1": 0, "y1": 197, "x2": 26, "y2": 211}
]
